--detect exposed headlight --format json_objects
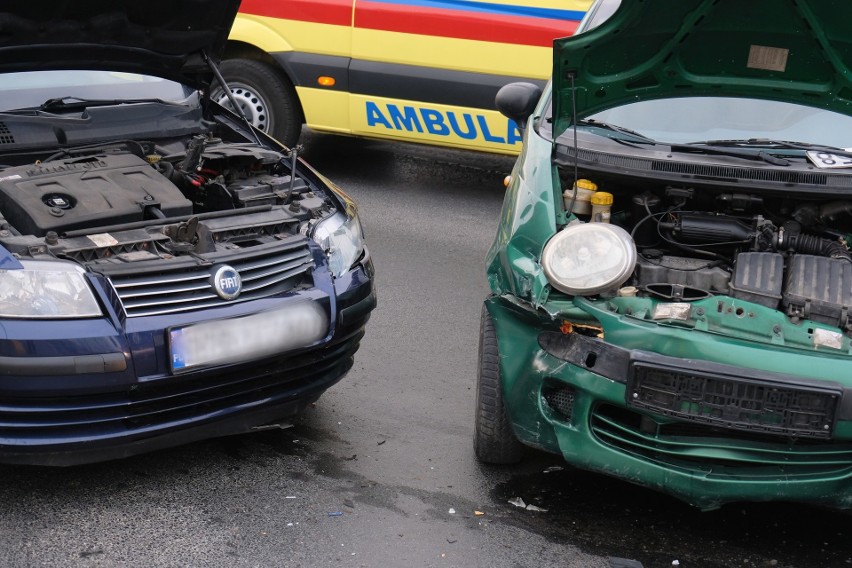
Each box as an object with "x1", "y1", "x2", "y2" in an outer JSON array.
[
  {"x1": 312, "y1": 211, "x2": 365, "y2": 277},
  {"x1": 0, "y1": 260, "x2": 102, "y2": 318},
  {"x1": 541, "y1": 223, "x2": 637, "y2": 296}
]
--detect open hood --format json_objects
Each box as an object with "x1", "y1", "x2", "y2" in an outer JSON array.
[
  {"x1": 0, "y1": 0, "x2": 241, "y2": 87},
  {"x1": 552, "y1": 0, "x2": 852, "y2": 138}
]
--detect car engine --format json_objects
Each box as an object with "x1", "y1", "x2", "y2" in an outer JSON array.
[
  {"x1": 578, "y1": 184, "x2": 852, "y2": 331},
  {"x1": 0, "y1": 135, "x2": 335, "y2": 265}
]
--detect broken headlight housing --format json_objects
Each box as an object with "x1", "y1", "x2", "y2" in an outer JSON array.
[{"x1": 312, "y1": 211, "x2": 365, "y2": 278}]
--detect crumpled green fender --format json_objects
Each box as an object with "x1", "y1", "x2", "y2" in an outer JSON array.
[{"x1": 485, "y1": 119, "x2": 560, "y2": 308}]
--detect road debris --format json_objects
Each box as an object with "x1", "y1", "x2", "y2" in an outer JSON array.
[
  {"x1": 474, "y1": 511, "x2": 485, "y2": 516},
  {"x1": 509, "y1": 497, "x2": 547, "y2": 512},
  {"x1": 608, "y1": 558, "x2": 643, "y2": 568},
  {"x1": 448, "y1": 508, "x2": 456, "y2": 514},
  {"x1": 327, "y1": 512, "x2": 343, "y2": 517}
]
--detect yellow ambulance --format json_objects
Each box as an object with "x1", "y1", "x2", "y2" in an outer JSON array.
[{"x1": 219, "y1": 0, "x2": 591, "y2": 153}]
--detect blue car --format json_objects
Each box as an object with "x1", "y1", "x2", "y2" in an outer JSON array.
[{"x1": 0, "y1": 0, "x2": 375, "y2": 465}]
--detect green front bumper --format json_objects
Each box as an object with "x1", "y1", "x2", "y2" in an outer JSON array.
[{"x1": 485, "y1": 295, "x2": 852, "y2": 511}]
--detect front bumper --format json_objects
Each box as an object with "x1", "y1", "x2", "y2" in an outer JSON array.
[
  {"x1": 486, "y1": 295, "x2": 852, "y2": 511},
  {"x1": 0, "y1": 255, "x2": 375, "y2": 466}
]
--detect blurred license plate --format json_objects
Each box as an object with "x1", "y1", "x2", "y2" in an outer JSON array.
[{"x1": 169, "y1": 302, "x2": 328, "y2": 373}]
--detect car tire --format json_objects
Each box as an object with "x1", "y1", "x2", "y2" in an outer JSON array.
[
  {"x1": 213, "y1": 59, "x2": 302, "y2": 148},
  {"x1": 474, "y1": 305, "x2": 524, "y2": 464}
]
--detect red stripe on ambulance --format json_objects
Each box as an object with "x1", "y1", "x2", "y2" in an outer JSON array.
[
  {"x1": 239, "y1": 0, "x2": 353, "y2": 27},
  {"x1": 355, "y1": 3, "x2": 578, "y2": 47}
]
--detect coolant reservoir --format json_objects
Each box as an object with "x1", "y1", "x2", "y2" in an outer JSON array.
[
  {"x1": 591, "y1": 192, "x2": 613, "y2": 223},
  {"x1": 564, "y1": 179, "x2": 597, "y2": 214}
]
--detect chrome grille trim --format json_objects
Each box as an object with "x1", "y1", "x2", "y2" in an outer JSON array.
[{"x1": 108, "y1": 242, "x2": 315, "y2": 317}]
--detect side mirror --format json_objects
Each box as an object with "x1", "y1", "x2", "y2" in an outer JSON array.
[{"x1": 495, "y1": 82, "x2": 542, "y2": 131}]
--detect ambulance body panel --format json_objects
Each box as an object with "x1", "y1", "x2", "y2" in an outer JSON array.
[{"x1": 225, "y1": 0, "x2": 590, "y2": 153}]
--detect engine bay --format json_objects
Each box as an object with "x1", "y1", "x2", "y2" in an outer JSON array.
[
  {"x1": 563, "y1": 175, "x2": 852, "y2": 331},
  {"x1": 0, "y1": 135, "x2": 336, "y2": 265}
]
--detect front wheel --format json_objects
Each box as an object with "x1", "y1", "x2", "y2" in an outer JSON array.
[
  {"x1": 213, "y1": 59, "x2": 303, "y2": 148},
  {"x1": 474, "y1": 306, "x2": 524, "y2": 464}
]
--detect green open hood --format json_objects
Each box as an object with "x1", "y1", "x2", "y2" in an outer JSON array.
[{"x1": 552, "y1": 0, "x2": 852, "y2": 138}]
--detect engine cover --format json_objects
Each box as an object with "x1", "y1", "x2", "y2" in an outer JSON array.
[{"x1": 0, "y1": 153, "x2": 192, "y2": 236}]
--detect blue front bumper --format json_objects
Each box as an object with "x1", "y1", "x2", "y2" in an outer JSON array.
[{"x1": 0, "y1": 255, "x2": 375, "y2": 466}]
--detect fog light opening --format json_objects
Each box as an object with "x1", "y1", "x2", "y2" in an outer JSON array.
[{"x1": 542, "y1": 385, "x2": 576, "y2": 422}]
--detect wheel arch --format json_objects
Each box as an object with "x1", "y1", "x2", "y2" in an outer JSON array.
[
  {"x1": 228, "y1": 17, "x2": 294, "y2": 55},
  {"x1": 221, "y1": 41, "x2": 306, "y2": 125}
]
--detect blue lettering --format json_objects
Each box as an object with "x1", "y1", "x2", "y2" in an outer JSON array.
[
  {"x1": 366, "y1": 101, "x2": 518, "y2": 145},
  {"x1": 477, "y1": 115, "x2": 505, "y2": 144},
  {"x1": 448, "y1": 113, "x2": 477, "y2": 140},
  {"x1": 421, "y1": 109, "x2": 450, "y2": 135},
  {"x1": 388, "y1": 105, "x2": 423, "y2": 132},
  {"x1": 507, "y1": 120, "x2": 523, "y2": 145},
  {"x1": 366, "y1": 101, "x2": 393, "y2": 129}
]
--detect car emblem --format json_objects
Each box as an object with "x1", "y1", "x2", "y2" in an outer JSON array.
[{"x1": 211, "y1": 265, "x2": 242, "y2": 300}]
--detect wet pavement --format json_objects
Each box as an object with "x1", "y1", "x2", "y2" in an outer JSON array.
[{"x1": 1, "y1": 131, "x2": 851, "y2": 567}]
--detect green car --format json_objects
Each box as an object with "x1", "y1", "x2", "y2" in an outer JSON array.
[{"x1": 477, "y1": 0, "x2": 852, "y2": 511}]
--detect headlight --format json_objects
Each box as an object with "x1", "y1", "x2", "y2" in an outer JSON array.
[
  {"x1": 0, "y1": 260, "x2": 102, "y2": 318},
  {"x1": 541, "y1": 223, "x2": 637, "y2": 296},
  {"x1": 312, "y1": 211, "x2": 365, "y2": 277}
]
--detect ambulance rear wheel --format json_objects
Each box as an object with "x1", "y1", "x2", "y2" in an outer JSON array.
[
  {"x1": 214, "y1": 59, "x2": 302, "y2": 148},
  {"x1": 474, "y1": 306, "x2": 524, "y2": 464}
]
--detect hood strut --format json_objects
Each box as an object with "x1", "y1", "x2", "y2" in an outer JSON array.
[
  {"x1": 563, "y1": 72, "x2": 580, "y2": 217},
  {"x1": 203, "y1": 50, "x2": 263, "y2": 146}
]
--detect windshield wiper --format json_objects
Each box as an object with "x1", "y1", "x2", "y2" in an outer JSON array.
[
  {"x1": 670, "y1": 143, "x2": 790, "y2": 166},
  {"x1": 37, "y1": 96, "x2": 176, "y2": 111},
  {"x1": 690, "y1": 138, "x2": 852, "y2": 158},
  {"x1": 576, "y1": 119, "x2": 657, "y2": 143},
  {"x1": 0, "y1": 97, "x2": 178, "y2": 113}
]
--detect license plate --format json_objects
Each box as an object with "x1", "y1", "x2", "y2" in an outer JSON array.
[{"x1": 169, "y1": 302, "x2": 328, "y2": 373}]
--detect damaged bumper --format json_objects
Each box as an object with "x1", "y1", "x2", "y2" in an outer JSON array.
[{"x1": 485, "y1": 294, "x2": 852, "y2": 511}]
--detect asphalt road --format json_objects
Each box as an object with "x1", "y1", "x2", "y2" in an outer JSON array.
[{"x1": 1, "y1": 132, "x2": 851, "y2": 568}]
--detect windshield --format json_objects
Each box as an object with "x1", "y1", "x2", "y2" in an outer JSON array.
[
  {"x1": 0, "y1": 70, "x2": 194, "y2": 112},
  {"x1": 583, "y1": 97, "x2": 852, "y2": 148}
]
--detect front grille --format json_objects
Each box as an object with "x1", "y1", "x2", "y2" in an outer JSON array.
[
  {"x1": 591, "y1": 404, "x2": 852, "y2": 478},
  {"x1": 108, "y1": 240, "x2": 315, "y2": 317},
  {"x1": 628, "y1": 361, "x2": 840, "y2": 439}
]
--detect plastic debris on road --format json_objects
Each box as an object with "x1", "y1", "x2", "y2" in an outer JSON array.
[
  {"x1": 608, "y1": 558, "x2": 644, "y2": 568},
  {"x1": 509, "y1": 497, "x2": 548, "y2": 512}
]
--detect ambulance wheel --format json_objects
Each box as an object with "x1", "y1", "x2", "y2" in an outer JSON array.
[
  {"x1": 474, "y1": 306, "x2": 524, "y2": 464},
  {"x1": 213, "y1": 59, "x2": 302, "y2": 148}
]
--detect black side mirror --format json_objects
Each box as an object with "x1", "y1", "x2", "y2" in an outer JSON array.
[{"x1": 495, "y1": 82, "x2": 543, "y2": 131}]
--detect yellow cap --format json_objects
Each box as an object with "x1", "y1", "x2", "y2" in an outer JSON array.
[
  {"x1": 503, "y1": 175, "x2": 511, "y2": 187},
  {"x1": 591, "y1": 191, "x2": 613, "y2": 206},
  {"x1": 574, "y1": 179, "x2": 597, "y2": 191}
]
